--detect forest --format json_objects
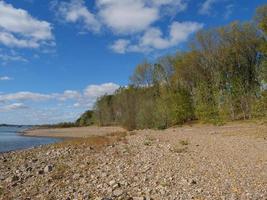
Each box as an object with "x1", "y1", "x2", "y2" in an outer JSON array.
[{"x1": 78, "y1": 5, "x2": 267, "y2": 130}]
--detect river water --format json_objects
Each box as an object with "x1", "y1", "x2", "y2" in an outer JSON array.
[{"x1": 0, "y1": 126, "x2": 60, "y2": 153}]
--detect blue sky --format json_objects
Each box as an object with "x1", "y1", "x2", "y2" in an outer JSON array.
[{"x1": 0, "y1": 0, "x2": 266, "y2": 124}]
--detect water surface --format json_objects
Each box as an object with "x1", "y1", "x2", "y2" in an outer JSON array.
[{"x1": 0, "y1": 126, "x2": 60, "y2": 153}]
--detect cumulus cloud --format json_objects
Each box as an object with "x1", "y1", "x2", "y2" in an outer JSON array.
[
  {"x1": 0, "y1": 82, "x2": 120, "y2": 124},
  {"x1": 84, "y1": 82, "x2": 120, "y2": 98},
  {"x1": 96, "y1": 0, "x2": 158, "y2": 34},
  {"x1": 51, "y1": 0, "x2": 201, "y2": 53},
  {"x1": 67, "y1": 82, "x2": 119, "y2": 108},
  {"x1": 54, "y1": 0, "x2": 188, "y2": 35},
  {"x1": 0, "y1": 83, "x2": 120, "y2": 106},
  {"x1": 111, "y1": 21, "x2": 203, "y2": 53},
  {"x1": 0, "y1": 83, "x2": 120, "y2": 123},
  {"x1": 0, "y1": 1, "x2": 54, "y2": 48},
  {"x1": 55, "y1": 0, "x2": 101, "y2": 32},
  {"x1": 98, "y1": 0, "x2": 187, "y2": 34}
]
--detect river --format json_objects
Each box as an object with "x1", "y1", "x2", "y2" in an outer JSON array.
[{"x1": 0, "y1": 126, "x2": 60, "y2": 153}]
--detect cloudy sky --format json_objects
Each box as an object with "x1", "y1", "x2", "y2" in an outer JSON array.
[{"x1": 0, "y1": 0, "x2": 265, "y2": 124}]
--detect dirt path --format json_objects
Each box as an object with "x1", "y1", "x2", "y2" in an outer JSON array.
[{"x1": 1, "y1": 123, "x2": 266, "y2": 199}]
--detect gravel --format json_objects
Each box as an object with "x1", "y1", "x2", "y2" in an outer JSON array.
[{"x1": 0, "y1": 123, "x2": 266, "y2": 200}]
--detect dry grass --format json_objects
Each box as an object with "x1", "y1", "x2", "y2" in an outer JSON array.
[
  {"x1": 51, "y1": 163, "x2": 69, "y2": 180},
  {"x1": 53, "y1": 131, "x2": 128, "y2": 149},
  {"x1": 179, "y1": 139, "x2": 189, "y2": 146},
  {"x1": 221, "y1": 125, "x2": 267, "y2": 139},
  {"x1": 143, "y1": 135, "x2": 156, "y2": 146},
  {"x1": 171, "y1": 145, "x2": 188, "y2": 153},
  {"x1": 144, "y1": 140, "x2": 153, "y2": 146},
  {"x1": 0, "y1": 186, "x2": 3, "y2": 197},
  {"x1": 24, "y1": 126, "x2": 126, "y2": 138}
]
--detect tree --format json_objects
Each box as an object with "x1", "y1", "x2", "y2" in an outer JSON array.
[
  {"x1": 130, "y1": 61, "x2": 154, "y2": 86},
  {"x1": 76, "y1": 110, "x2": 95, "y2": 126},
  {"x1": 88, "y1": 5, "x2": 267, "y2": 129}
]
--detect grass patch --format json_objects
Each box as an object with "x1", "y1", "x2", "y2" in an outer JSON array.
[
  {"x1": 143, "y1": 135, "x2": 156, "y2": 146},
  {"x1": 179, "y1": 139, "x2": 189, "y2": 146},
  {"x1": 144, "y1": 140, "x2": 152, "y2": 146},
  {"x1": 53, "y1": 131, "x2": 128, "y2": 149},
  {"x1": 0, "y1": 187, "x2": 3, "y2": 196},
  {"x1": 51, "y1": 163, "x2": 69, "y2": 180},
  {"x1": 172, "y1": 146, "x2": 188, "y2": 153},
  {"x1": 171, "y1": 141, "x2": 189, "y2": 153}
]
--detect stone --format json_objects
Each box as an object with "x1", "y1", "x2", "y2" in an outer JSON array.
[
  {"x1": 38, "y1": 170, "x2": 44, "y2": 175},
  {"x1": 5, "y1": 175, "x2": 19, "y2": 183},
  {"x1": 12, "y1": 175, "x2": 19, "y2": 182},
  {"x1": 190, "y1": 179, "x2": 197, "y2": 185},
  {"x1": 44, "y1": 165, "x2": 53, "y2": 173},
  {"x1": 26, "y1": 167, "x2": 32, "y2": 172},
  {"x1": 132, "y1": 197, "x2": 146, "y2": 200},
  {"x1": 72, "y1": 173, "x2": 80, "y2": 180},
  {"x1": 113, "y1": 189, "x2": 123, "y2": 197},
  {"x1": 109, "y1": 180, "x2": 116, "y2": 186}
]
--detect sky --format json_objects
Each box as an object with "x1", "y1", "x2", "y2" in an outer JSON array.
[{"x1": 0, "y1": 0, "x2": 266, "y2": 125}]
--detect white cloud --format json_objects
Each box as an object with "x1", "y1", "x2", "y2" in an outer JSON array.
[
  {"x1": 224, "y1": 4, "x2": 234, "y2": 19},
  {"x1": 97, "y1": 0, "x2": 187, "y2": 34},
  {"x1": 0, "y1": 92, "x2": 52, "y2": 102},
  {"x1": 0, "y1": 31, "x2": 39, "y2": 48},
  {"x1": 111, "y1": 21, "x2": 203, "y2": 53},
  {"x1": 56, "y1": 90, "x2": 81, "y2": 101},
  {"x1": 52, "y1": 0, "x2": 197, "y2": 53},
  {"x1": 0, "y1": 76, "x2": 12, "y2": 81},
  {"x1": 84, "y1": 82, "x2": 120, "y2": 98},
  {"x1": 0, "y1": 83, "x2": 120, "y2": 123},
  {"x1": 56, "y1": 0, "x2": 101, "y2": 32},
  {"x1": 0, "y1": 53, "x2": 28, "y2": 64},
  {"x1": 54, "y1": 0, "x2": 187, "y2": 35},
  {"x1": 0, "y1": 83, "x2": 120, "y2": 107},
  {"x1": 0, "y1": 103, "x2": 28, "y2": 112},
  {"x1": 199, "y1": 0, "x2": 220, "y2": 15},
  {"x1": 97, "y1": 0, "x2": 158, "y2": 34},
  {"x1": 110, "y1": 39, "x2": 130, "y2": 54},
  {"x1": 0, "y1": 1, "x2": 54, "y2": 48}
]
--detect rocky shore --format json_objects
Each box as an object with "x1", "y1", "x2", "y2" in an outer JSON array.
[{"x1": 0, "y1": 123, "x2": 266, "y2": 200}]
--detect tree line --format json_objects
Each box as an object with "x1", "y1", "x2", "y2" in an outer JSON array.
[{"x1": 80, "y1": 5, "x2": 267, "y2": 130}]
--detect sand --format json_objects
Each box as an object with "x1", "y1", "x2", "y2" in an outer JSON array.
[{"x1": 23, "y1": 126, "x2": 126, "y2": 138}]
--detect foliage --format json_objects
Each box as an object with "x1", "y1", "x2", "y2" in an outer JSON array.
[
  {"x1": 76, "y1": 110, "x2": 95, "y2": 126},
  {"x1": 78, "y1": 5, "x2": 267, "y2": 130}
]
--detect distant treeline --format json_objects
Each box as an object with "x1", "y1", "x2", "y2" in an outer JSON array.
[
  {"x1": 78, "y1": 5, "x2": 267, "y2": 130},
  {"x1": 0, "y1": 124, "x2": 24, "y2": 127}
]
